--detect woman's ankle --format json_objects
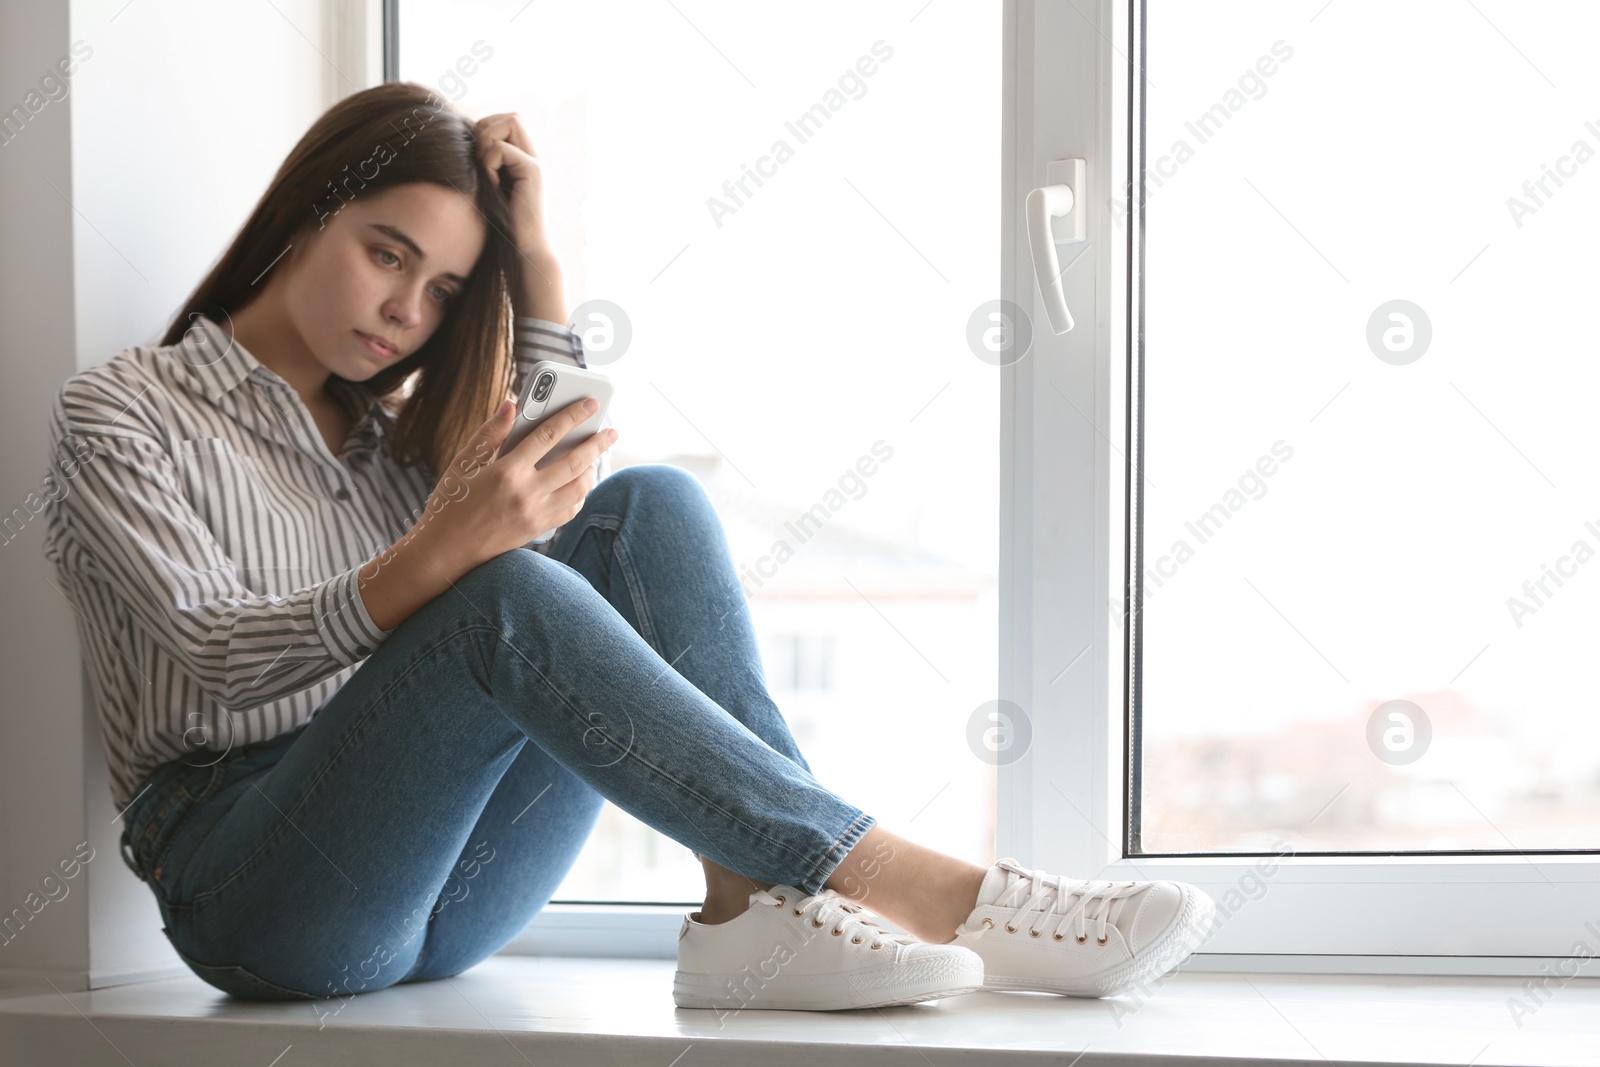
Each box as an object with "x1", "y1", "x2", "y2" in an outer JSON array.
[
  {"x1": 697, "y1": 897, "x2": 750, "y2": 925},
  {"x1": 698, "y1": 855, "x2": 772, "y2": 924},
  {"x1": 824, "y1": 826, "x2": 988, "y2": 944}
]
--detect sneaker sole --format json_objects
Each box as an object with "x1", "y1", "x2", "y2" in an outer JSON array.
[
  {"x1": 980, "y1": 883, "x2": 1218, "y2": 998},
  {"x1": 674, "y1": 951, "x2": 985, "y2": 1012}
]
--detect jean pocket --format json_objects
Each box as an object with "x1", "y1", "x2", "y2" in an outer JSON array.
[
  {"x1": 126, "y1": 761, "x2": 229, "y2": 901},
  {"x1": 162, "y1": 926, "x2": 316, "y2": 1001}
]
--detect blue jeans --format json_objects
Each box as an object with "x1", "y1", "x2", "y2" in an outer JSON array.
[{"x1": 117, "y1": 463, "x2": 876, "y2": 1004}]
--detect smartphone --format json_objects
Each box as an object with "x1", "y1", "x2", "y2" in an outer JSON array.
[{"x1": 501, "y1": 360, "x2": 615, "y2": 544}]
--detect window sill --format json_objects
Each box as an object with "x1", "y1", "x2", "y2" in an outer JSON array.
[{"x1": 2, "y1": 955, "x2": 1593, "y2": 1065}]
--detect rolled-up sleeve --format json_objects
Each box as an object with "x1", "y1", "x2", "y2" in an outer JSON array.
[{"x1": 47, "y1": 390, "x2": 390, "y2": 711}]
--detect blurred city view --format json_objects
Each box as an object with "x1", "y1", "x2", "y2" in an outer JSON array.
[{"x1": 1142, "y1": 686, "x2": 1600, "y2": 853}]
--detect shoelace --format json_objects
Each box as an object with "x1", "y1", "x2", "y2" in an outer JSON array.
[
  {"x1": 973, "y1": 861, "x2": 1147, "y2": 945},
  {"x1": 754, "y1": 887, "x2": 915, "y2": 950}
]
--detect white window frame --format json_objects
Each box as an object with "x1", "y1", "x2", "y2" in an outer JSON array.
[
  {"x1": 482, "y1": 0, "x2": 1599, "y2": 968},
  {"x1": 1003, "y1": 0, "x2": 1600, "y2": 977}
]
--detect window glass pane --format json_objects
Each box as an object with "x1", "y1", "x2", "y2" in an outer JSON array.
[
  {"x1": 401, "y1": 0, "x2": 1000, "y2": 900},
  {"x1": 1139, "y1": 0, "x2": 1600, "y2": 852}
]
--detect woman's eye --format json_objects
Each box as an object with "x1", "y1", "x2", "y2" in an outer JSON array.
[{"x1": 376, "y1": 248, "x2": 452, "y2": 302}]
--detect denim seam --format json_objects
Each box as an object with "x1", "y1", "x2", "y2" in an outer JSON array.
[
  {"x1": 181, "y1": 621, "x2": 503, "y2": 908},
  {"x1": 595, "y1": 725, "x2": 833, "y2": 879},
  {"x1": 555, "y1": 513, "x2": 666, "y2": 653},
  {"x1": 163, "y1": 930, "x2": 317, "y2": 1000},
  {"x1": 600, "y1": 517, "x2": 663, "y2": 652},
  {"x1": 801, "y1": 810, "x2": 877, "y2": 897},
  {"x1": 144, "y1": 761, "x2": 229, "y2": 888},
  {"x1": 539, "y1": 513, "x2": 837, "y2": 882}
]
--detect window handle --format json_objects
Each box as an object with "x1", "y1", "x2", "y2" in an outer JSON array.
[{"x1": 1025, "y1": 158, "x2": 1087, "y2": 334}]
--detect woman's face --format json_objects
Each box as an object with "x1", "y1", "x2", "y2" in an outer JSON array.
[{"x1": 281, "y1": 180, "x2": 488, "y2": 380}]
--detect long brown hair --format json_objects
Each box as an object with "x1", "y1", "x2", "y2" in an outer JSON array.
[{"x1": 160, "y1": 80, "x2": 518, "y2": 484}]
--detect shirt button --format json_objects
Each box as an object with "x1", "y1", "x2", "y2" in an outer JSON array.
[
  {"x1": 335, "y1": 487, "x2": 352, "y2": 502},
  {"x1": 355, "y1": 645, "x2": 370, "y2": 656}
]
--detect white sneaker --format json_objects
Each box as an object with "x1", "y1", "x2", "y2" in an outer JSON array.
[
  {"x1": 949, "y1": 857, "x2": 1216, "y2": 998},
  {"x1": 673, "y1": 885, "x2": 985, "y2": 1013}
]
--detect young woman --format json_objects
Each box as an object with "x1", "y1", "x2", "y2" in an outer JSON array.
[{"x1": 43, "y1": 81, "x2": 1215, "y2": 1014}]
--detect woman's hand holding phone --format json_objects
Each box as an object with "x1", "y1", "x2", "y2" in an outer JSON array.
[
  {"x1": 356, "y1": 397, "x2": 614, "y2": 633},
  {"x1": 416, "y1": 396, "x2": 618, "y2": 573}
]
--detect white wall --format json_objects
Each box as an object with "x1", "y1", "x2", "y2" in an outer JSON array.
[
  {"x1": 1, "y1": 0, "x2": 85, "y2": 993},
  {"x1": 0, "y1": 0, "x2": 381, "y2": 990}
]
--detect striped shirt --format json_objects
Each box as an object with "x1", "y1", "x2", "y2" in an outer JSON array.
[{"x1": 42, "y1": 313, "x2": 610, "y2": 812}]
